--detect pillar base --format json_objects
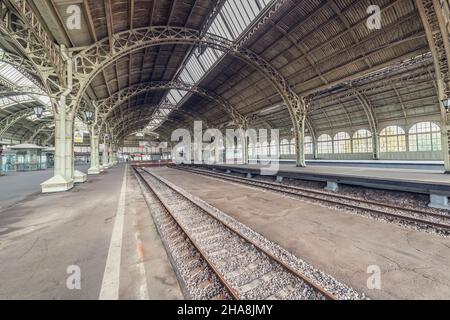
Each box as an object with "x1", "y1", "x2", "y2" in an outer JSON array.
[
  {"x1": 428, "y1": 193, "x2": 450, "y2": 211},
  {"x1": 41, "y1": 174, "x2": 74, "y2": 193},
  {"x1": 325, "y1": 181, "x2": 339, "y2": 192},
  {"x1": 74, "y1": 170, "x2": 87, "y2": 183},
  {"x1": 88, "y1": 167, "x2": 101, "y2": 175}
]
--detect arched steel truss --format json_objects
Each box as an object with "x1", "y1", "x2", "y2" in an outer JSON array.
[
  {"x1": 116, "y1": 118, "x2": 192, "y2": 143},
  {"x1": 0, "y1": 49, "x2": 43, "y2": 89},
  {"x1": 96, "y1": 80, "x2": 245, "y2": 133},
  {"x1": 23, "y1": 120, "x2": 54, "y2": 142},
  {"x1": 0, "y1": 108, "x2": 35, "y2": 138},
  {"x1": 416, "y1": 0, "x2": 450, "y2": 170},
  {"x1": 0, "y1": 8, "x2": 307, "y2": 165},
  {"x1": 0, "y1": 0, "x2": 65, "y2": 104},
  {"x1": 71, "y1": 26, "x2": 304, "y2": 125},
  {"x1": 109, "y1": 104, "x2": 211, "y2": 136}
]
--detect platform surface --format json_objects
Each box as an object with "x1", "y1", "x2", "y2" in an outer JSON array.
[
  {"x1": 0, "y1": 165, "x2": 89, "y2": 210},
  {"x1": 193, "y1": 162, "x2": 450, "y2": 194},
  {"x1": 0, "y1": 164, "x2": 182, "y2": 299}
]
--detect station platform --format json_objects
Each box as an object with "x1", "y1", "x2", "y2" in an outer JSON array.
[
  {"x1": 187, "y1": 162, "x2": 450, "y2": 209},
  {"x1": 0, "y1": 164, "x2": 182, "y2": 299},
  {"x1": 0, "y1": 165, "x2": 89, "y2": 210}
]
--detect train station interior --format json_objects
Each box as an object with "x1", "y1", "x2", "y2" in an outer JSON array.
[{"x1": 1, "y1": 0, "x2": 450, "y2": 302}]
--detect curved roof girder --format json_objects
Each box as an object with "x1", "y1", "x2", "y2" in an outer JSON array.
[
  {"x1": 69, "y1": 26, "x2": 303, "y2": 128},
  {"x1": 107, "y1": 104, "x2": 211, "y2": 134},
  {"x1": 22, "y1": 120, "x2": 54, "y2": 143},
  {"x1": 95, "y1": 80, "x2": 246, "y2": 132},
  {"x1": 0, "y1": 1, "x2": 64, "y2": 106},
  {"x1": 0, "y1": 108, "x2": 36, "y2": 138}
]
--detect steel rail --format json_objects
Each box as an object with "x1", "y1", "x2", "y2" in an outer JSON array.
[
  {"x1": 133, "y1": 167, "x2": 239, "y2": 300},
  {"x1": 139, "y1": 167, "x2": 337, "y2": 300},
  {"x1": 177, "y1": 166, "x2": 450, "y2": 233}
]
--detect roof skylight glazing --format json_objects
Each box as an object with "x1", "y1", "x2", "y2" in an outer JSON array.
[
  {"x1": 146, "y1": 0, "x2": 273, "y2": 131},
  {"x1": 0, "y1": 49, "x2": 52, "y2": 119}
]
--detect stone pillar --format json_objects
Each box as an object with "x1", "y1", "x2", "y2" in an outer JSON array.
[
  {"x1": 416, "y1": 0, "x2": 450, "y2": 172},
  {"x1": 294, "y1": 116, "x2": 306, "y2": 167},
  {"x1": 0, "y1": 146, "x2": 3, "y2": 175},
  {"x1": 108, "y1": 142, "x2": 114, "y2": 167},
  {"x1": 102, "y1": 139, "x2": 109, "y2": 170},
  {"x1": 41, "y1": 108, "x2": 75, "y2": 192},
  {"x1": 442, "y1": 125, "x2": 450, "y2": 173},
  {"x1": 88, "y1": 126, "x2": 100, "y2": 175},
  {"x1": 313, "y1": 138, "x2": 318, "y2": 159}
]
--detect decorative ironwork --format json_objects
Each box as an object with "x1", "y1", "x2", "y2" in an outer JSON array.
[
  {"x1": 417, "y1": 0, "x2": 450, "y2": 170},
  {"x1": 0, "y1": 107, "x2": 34, "y2": 138},
  {"x1": 71, "y1": 26, "x2": 303, "y2": 123},
  {"x1": 95, "y1": 80, "x2": 247, "y2": 132}
]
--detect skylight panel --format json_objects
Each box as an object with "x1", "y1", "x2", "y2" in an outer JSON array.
[{"x1": 149, "y1": 0, "x2": 274, "y2": 132}]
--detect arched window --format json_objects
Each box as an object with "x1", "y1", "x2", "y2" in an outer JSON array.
[
  {"x1": 380, "y1": 126, "x2": 406, "y2": 152},
  {"x1": 280, "y1": 139, "x2": 290, "y2": 155},
  {"x1": 409, "y1": 122, "x2": 442, "y2": 152},
  {"x1": 304, "y1": 136, "x2": 313, "y2": 155},
  {"x1": 333, "y1": 132, "x2": 351, "y2": 153},
  {"x1": 353, "y1": 129, "x2": 373, "y2": 153},
  {"x1": 290, "y1": 138, "x2": 296, "y2": 155},
  {"x1": 318, "y1": 134, "x2": 333, "y2": 154}
]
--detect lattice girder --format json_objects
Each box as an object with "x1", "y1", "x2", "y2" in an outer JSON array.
[
  {"x1": 95, "y1": 80, "x2": 247, "y2": 133},
  {"x1": 71, "y1": 26, "x2": 303, "y2": 123}
]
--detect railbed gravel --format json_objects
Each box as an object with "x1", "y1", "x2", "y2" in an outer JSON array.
[
  {"x1": 143, "y1": 169, "x2": 366, "y2": 300},
  {"x1": 182, "y1": 166, "x2": 450, "y2": 237},
  {"x1": 136, "y1": 173, "x2": 231, "y2": 300}
]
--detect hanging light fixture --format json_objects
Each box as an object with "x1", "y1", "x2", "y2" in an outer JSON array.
[
  {"x1": 34, "y1": 106, "x2": 44, "y2": 118},
  {"x1": 84, "y1": 110, "x2": 94, "y2": 123},
  {"x1": 442, "y1": 97, "x2": 450, "y2": 112}
]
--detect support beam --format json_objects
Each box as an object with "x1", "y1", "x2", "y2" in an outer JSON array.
[
  {"x1": 41, "y1": 108, "x2": 75, "y2": 193},
  {"x1": 416, "y1": 0, "x2": 450, "y2": 172},
  {"x1": 88, "y1": 126, "x2": 100, "y2": 175}
]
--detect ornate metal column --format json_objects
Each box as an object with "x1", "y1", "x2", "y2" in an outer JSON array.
[
  {"x1": 41, "y1": 105, "x2": 75, "y2": 192},
  {"x1": 88, "y1": 125, "x2": 100, "y2": 175},
  {"x1": 373, "y1": 132, "x2": 381, "y2": 160},
  {"x1": 108, "y1": 138, "x2": 115, "y2": 167},
  {"x1": 235, "y1": 117, "x2": 249, "y2": 165},
  {"x1": 290, "y1": 99, "x2": 307, "y2": 167},
  {"x1": 101, "y1": 135, "x2": 110, "y2": 170},
  {"x1": 417, "y1": 0, "x2": 450, "y2": 172}
]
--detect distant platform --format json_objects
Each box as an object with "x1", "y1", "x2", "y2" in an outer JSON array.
[
  {"x1": 187, "y1": 163, "x2": 450, "y2": 206},
  {"x1": 252, "y1": 159, "x2": 445, "y2": 170}
]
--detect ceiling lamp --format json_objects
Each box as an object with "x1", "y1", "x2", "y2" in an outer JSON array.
[
  {"x1": 84, "y1": 110, "x2": 94, "y2": 123},
  {"x1": 442, "y1": 97, "x2": 450, "y2": 112},
  {"x1": 34, "y1": 106, "x2": 44, "y2": 118}
]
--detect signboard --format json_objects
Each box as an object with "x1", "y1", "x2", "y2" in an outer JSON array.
[{"x1": 74, "y1": 131, "x2": 84, "y2": 144}]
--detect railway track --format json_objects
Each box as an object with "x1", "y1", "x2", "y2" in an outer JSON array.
[
  {"x1": 134, "y1": 167, "x2": 351, "y2": 300},
  {"x1": 176, "y1": 166, "x2": 450, "y2": 234}
]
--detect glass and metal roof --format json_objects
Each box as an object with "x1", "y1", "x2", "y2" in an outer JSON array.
[
  {"x1": 0, "y1": 49, "x2": 52, "y2": 116},
  {"x1": 146, "y1": 0, "x2": 274, "y2": 131}
]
